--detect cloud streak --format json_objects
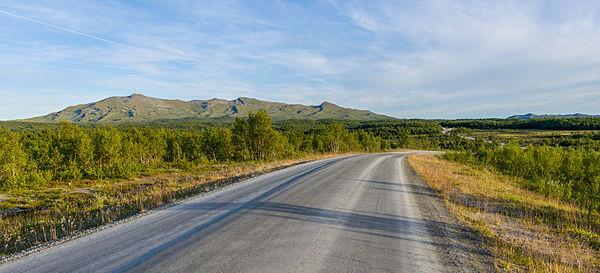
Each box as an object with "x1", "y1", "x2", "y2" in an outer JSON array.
[{"x1": 0, "y1": 8, "x2": 126, "y2": 47}]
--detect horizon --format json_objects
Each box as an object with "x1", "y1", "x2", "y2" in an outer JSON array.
[{"x1": 1, "y1": 1, "x2": 600, "y2": 120}]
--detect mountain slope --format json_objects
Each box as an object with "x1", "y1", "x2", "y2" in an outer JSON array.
[
  {"x1": 25, "y1": 94, "x2": 392, "y2": 123},
  {"x1": 508, "y1": 113, "x2": 600, "y2": 119}
]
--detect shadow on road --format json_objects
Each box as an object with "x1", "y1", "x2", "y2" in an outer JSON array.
[
  {"x1": 115, "y1": 155, "x2": 486, "y2": 272},
  {"x1": 171, "y1": 201, "x2": 486, "y2": 259},
  {"x1": 347, "y1": 179, "x2": 439, "y2": 198}
]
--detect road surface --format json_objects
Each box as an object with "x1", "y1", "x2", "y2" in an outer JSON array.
[{"x1": 0, "y1": 153, "x2": 493, "y2": 272}]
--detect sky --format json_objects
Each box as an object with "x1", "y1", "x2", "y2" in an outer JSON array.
[{"x1": 1, "y1": 0, "x2": 600, "y2": 120}]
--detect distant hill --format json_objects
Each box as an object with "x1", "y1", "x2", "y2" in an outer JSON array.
[
  {"x1": 507, "y1": 113, "x2": 600, "y2": 120},
  {"x1": 23, "y1": 94, "x2": 392, "y2": 123}
]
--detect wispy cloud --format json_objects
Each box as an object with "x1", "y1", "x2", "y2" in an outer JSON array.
[
  {"x1": 1, "y1": 0, "x2": 600, "y2": 119},
  {"x1": 0, "y1": 8, "x2": 127, "y2": 47}
]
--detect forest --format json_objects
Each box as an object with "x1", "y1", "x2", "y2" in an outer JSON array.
[
  {"x1": 6, "y1": 114, "x2": 600, "y2": 192},
  {"x1": 4, "y1": 113, "x2": 543, "y2": 190},
  {"x1": 0, "y1": 110, "x2": 408, "y2": 189}
]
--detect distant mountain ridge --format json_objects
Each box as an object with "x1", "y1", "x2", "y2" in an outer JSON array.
[
  {"x1": 24, "y1": 94, "x2": 392, "y2": 123},
  {"x1": 508, "y1": 113, "x2": 600, "y2": 119}
]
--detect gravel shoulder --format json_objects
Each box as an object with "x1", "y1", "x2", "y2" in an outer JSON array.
[{"x1": 402, "y1": 156, "x2": 496, "y2": 272}]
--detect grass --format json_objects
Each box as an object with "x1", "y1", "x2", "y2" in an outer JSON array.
[
  {"x1": 408, "y1": 154, "x2": 600, "y2": 272},
  {"x1": 0, "y1": 153, "x2": 352, "y2": 258}
]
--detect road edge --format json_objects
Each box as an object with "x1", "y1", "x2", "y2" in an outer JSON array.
[{"x1": 402, "y1": 156, "x2": 496, "y2": 272}]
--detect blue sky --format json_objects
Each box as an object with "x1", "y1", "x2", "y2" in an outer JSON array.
[{"x1": 1, "y1": 0, "x2": 600, "y2": 119}]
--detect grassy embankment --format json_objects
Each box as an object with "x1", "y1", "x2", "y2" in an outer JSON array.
[
  {"x1": 408, "y1": 154, "x2": 600, "y2": 272},
  {"x1": 0, "y1": 153, "x2": 351, "y2": 258}
]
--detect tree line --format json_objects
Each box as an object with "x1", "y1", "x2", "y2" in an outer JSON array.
[
  {"x1": 0, "y1": 110, "x2": 395, "y2": 188},
  {"x1": 8, "y1": 116, "x2": 600, "y2": 133},
  {"x1": 440, "y1": 117, "x2": 600, "y2": 130}
]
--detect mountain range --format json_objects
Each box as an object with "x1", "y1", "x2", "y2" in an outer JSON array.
[
  {"x1": 507, "y1": 113, "x2": 600, "y2": 119},
  {"x1": 24, "y1": 94, "x2": 392, "y2": 123}
]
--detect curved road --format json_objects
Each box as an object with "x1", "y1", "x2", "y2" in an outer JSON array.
[{"x1": 0, "y1": 153, "x2": 493, "y2": 272}]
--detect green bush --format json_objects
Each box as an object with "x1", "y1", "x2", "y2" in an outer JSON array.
[
  {"x1": 447, "y1": 144, "x2": 600, "y2": 217},
  {"x1": 0, "y1": 110, "x2": 399, "y2": 189}
]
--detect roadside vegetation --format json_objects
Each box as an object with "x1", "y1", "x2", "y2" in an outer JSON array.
[
  {"x1": 446, "y1": 144, "x2": 600, "y2": 220},
  {"x1": 409, "y1": 154, "x2": 600, "y2": 272},
  {"x1": 428, "y1": 122, "x2": 600, "y2": 271}
]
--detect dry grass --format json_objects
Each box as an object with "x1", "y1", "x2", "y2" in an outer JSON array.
[
  {"x1": 408, "y1": 154, "x2": 600, "y2": 272},
  {"x1": 0, "y1": 153, "x2": 352, "y2": 256}
]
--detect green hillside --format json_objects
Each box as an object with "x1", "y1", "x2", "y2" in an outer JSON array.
[{"x1": 24, "y1": 94, "x2": 392, "y2": 123}]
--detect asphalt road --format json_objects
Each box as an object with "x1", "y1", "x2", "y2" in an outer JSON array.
[{"x1": 0, "y1": 153, "x2": 493, "y2": 272}]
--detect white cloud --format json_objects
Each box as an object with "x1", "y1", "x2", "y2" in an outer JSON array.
[{"x1": 1, "y1": 0, "x2": 600, "y2": 119}]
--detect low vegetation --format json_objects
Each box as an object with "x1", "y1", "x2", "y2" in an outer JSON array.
[
  {"x1": 446, "y1": 144, "x2": 600, "y2": 222},
  {"x1": 409, "y1": 154, "x2": 600, "y2": 272},
  {"x1": 432, "y1": 128, "x2": 600, "y2": 271}
]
